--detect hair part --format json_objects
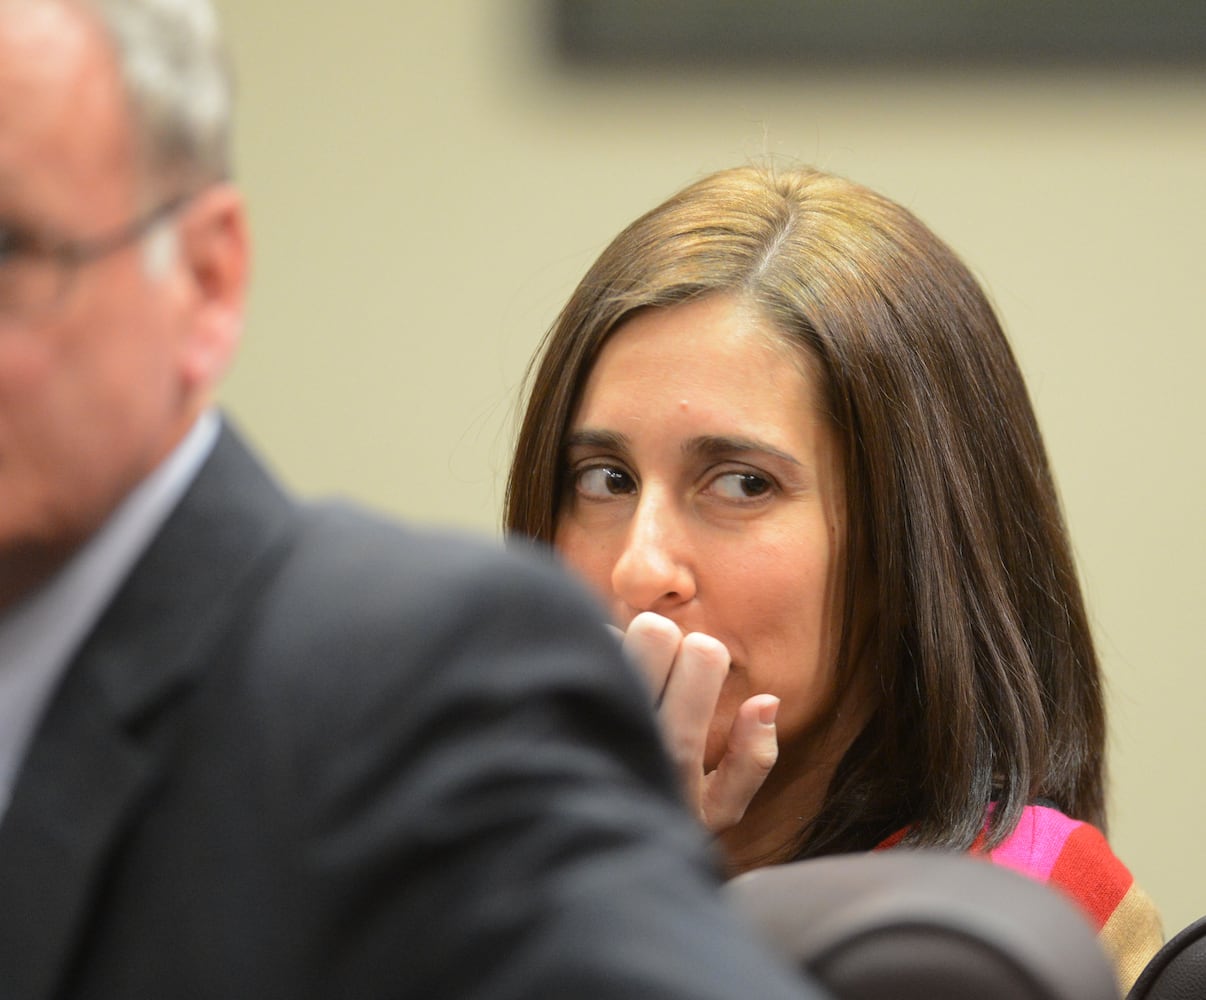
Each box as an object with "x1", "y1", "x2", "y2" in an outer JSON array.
[{"x1": 505, "y1": 164, "x2": 1106, "y2": 857}]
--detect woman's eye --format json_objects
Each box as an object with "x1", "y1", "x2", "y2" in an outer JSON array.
[
  {"x1": 575, "y1": 465, "x2": 636, "y2": 499},
  {"x1": 709, "y1": 471, "x2": 773, "y2": 501}
]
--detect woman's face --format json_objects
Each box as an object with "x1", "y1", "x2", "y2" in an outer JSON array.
[{"x1": 554, "y1": 293, "x2": 848, "y2": 769}]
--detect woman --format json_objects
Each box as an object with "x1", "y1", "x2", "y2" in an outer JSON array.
[{"x1": 504, "y1": 165, "x2": 1161, "y2": 991}]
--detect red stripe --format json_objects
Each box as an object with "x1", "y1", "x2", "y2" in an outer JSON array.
[{"x1": 1047, "y1": 822, "x2": 1132, "y2": 929}]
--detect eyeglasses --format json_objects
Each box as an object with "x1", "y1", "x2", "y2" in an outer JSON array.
[{"x1": 0, "y1": 193, "x2": 194, "y2": 322}]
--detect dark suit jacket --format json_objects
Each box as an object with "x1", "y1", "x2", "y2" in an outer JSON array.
[{"x1": 0, "y1": 425, "x2": 821, "y2": 1000}]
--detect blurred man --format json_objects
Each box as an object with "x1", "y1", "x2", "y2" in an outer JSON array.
[{"x1": 0, "y1": 1, "x2": 826, "y2": 997}]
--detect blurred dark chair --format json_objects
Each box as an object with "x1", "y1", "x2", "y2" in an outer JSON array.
[
  {"x1": 1127, "y1": 914, "x2": 1206, "y2": 1000},
  {"x1": 726, "y1": 850, "x2": 1120, "y2": 1000}
]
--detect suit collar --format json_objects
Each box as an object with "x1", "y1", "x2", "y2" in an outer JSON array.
[
  {"x1": 0, "y1": 422, "x2": 299, "y2": 998},
  {"x1": 80, "y1": 421, "x2": 298, "y2": 721}
]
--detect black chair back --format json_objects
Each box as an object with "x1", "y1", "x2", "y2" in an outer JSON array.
[
  {"x1": 727, "y1": 850, "x2": 1120, "y2": 1000},
  {"x1": 1127, "y1": 915, "x2": 1206, "y2": 1000}
]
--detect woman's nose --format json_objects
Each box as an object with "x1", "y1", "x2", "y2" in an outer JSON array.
[{"x1": 610, "y1": 496, "x2": 696, "y2": 614}]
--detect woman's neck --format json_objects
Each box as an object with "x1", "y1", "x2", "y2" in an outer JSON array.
[
  {"x1": 718, "y1": 690, "x2": 873, "y2": 877},
  {"x1": 717, "y1": 735, "x2": 837, "y2": 876}
]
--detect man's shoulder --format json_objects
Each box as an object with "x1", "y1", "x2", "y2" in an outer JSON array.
[
  {"x1": 186, "y1": 429, "x2": 628, "y2": 733},
  {"x1": 199, "y1": 424, "x2": 601, "y2": 638},
  {"x1": 215, "y1": 499, "x2": 655, "y2": 822},
  {"x1": 282, "y1": 500, "x2": 596, "y2": 626},
  {"x1": 237, "y1": 500, "x2": 620, "y2": 707}
]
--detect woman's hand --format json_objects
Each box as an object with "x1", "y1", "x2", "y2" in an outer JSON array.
[{"x1": 617, "y1": 611, "x2": 779, "y2": 834}]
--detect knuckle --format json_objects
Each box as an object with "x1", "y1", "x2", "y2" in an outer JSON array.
[{"x1": 750, "y1": 743, "x2": 778, "y2": 773}]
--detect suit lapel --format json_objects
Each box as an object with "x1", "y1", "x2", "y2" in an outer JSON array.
[
  {"x1": 0, "y1": 665, "x2": 162, "y2": 998},
  {"x1": 0, "y1": 423, "x2": 299, "y2": 999}
]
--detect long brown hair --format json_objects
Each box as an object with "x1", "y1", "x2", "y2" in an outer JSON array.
[{"x1": 505, "y1": 165, "x2": 1105, "y2": 857}]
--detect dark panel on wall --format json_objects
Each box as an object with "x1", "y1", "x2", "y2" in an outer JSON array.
[{"x1": 549, "y1": 0, "x2": 1206, "y2": 69}]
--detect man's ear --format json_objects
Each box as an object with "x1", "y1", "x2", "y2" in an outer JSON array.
[{"x1": 175, "y1": 183, "x2": 249, "y2": 391}]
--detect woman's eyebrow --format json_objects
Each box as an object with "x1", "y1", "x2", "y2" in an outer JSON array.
[
  {"x1": 686, "y1": 435, "x2": 802, "y2": 467},
  {"x1": 563, "y1": 428, "x2": 630, "y2": 452},
  {"x1": 563, "y1": 430, "x2": 801, "y2": 467}
]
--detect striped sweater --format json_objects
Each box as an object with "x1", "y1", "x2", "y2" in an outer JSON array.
[{"x1": 881, "y1": 804, "x2": 1163, "y2": 994}]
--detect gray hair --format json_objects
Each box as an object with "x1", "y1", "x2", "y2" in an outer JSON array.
[{"x1": 85, "y1": 0, "x2": 233, "y2": 192}]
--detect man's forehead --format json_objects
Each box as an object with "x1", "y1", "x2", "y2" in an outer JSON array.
[
  {"x1": 0, "y1": 1, "x2": 137, "y2": 225},
  {"x1": 0, "y1": 0, "x2": 88, "y2": 43},
  {"x1": 0, "y1": 2, "x2": 88, "y2": 90}
]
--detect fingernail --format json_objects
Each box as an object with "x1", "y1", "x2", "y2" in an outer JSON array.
[{"x1": 758, "y1": 698, "x2": 779, "y2": 726}]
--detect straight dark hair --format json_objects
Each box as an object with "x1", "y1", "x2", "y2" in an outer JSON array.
[{"x1": 505, "y1": 165, "x2": 1105, "y2": 857}]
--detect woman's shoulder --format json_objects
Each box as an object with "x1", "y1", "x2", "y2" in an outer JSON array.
[
  {"x1": 987, "y1": 803, "x2": 1094, "y2": 884},
  {"x1": 873, "y1": 803, "x2": 1164, "y2": 990},
  {"x1": 987, "y1": 803, "x2": 1164, "y2": 994}
]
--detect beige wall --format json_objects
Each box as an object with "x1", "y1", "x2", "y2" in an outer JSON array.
[{"x1": 214, "y1": 1, "x2": 1205, "y2": 931}]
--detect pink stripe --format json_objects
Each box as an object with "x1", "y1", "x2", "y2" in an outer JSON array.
[{"x1": 989, "y1": 805, "x2": 1082, "y2": 882}]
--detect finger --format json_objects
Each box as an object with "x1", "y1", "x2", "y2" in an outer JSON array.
[
  {"x1": 659, "y1": 632, "x2": 730, "y2": 806},
  {"x1": 621, "y1": 611, "x2": 684, "y2": 701},
  {"x1": 701, "y1": 695, "x2": 779, "y2": 833}
]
